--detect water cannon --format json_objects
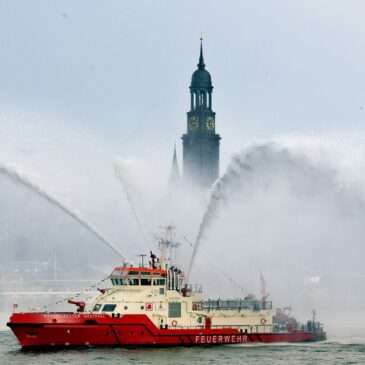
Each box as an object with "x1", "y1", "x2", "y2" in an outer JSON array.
[
  {"x1": 67, "y1": 299, "x2": 86, "y2": 313},
  {"x1": 181, "y1": 284, "x2": 192, "y2": 297}
]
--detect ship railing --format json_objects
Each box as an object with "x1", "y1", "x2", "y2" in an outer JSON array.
[
  {"x1": 185, "y1": 284, "x2": 203, "y2": 293},
  {"x1": 210, "y1": 324, "x2": 273, "y2": 333},
  {"x1": 170, "y1": 324, "x2": 274, "y2": 333},
  {"x1": 272, "y1": 320, "x2": 325, "y2": 333},
  {"x1": 202, "y1": 299, "x2": 272, "y2": 311},
  {"x1": 273, "y1": 324, "x2": 294, "y2": 333},
  {"x1": 301, "y1": 321, "x2": 325, "y2": 333},
  {"x1": 170, "y1": 323, "x2": 324, "y2": 334}
]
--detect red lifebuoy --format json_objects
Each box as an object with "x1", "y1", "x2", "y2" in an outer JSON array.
[{"x1": 171, "y1": 320, "x2": 178, "y2": 327}]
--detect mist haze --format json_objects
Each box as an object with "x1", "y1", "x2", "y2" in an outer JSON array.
[{"x1": 1, "y1": 0, "x2": 365, "y2": 338}]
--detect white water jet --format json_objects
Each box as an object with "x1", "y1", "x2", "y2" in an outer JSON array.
[
  {"x1": 186, "y1": 152, "x2": 251, "y2": 281},
  {"x1": 0, "y1": 162, "x2": 128, "y2": 260},
  {"x1": 187, "y1": 142, "x2": 365, "y2": 283},
  {"x1": 179, "y1": 232, "x2": 248, "y2": 294},
  {"x1": 113, "y1": 159, "x2": 151, "y2": 250}
]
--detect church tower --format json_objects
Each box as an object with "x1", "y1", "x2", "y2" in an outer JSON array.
[
  {"x1": 168, "y1": 144, "x2": 181, "y2": 186},
  {"x1": 182, "y1": 39, "x2": 221, "y2": 188}
]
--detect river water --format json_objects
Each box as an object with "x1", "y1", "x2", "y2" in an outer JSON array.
[{"x1": 1, "y1": 330, "x2": 364, "y2": 365}]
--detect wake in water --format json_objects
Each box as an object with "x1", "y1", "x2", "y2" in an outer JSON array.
[{"x1": 0, "y1": 162, "x2": 128, "y2": 260}]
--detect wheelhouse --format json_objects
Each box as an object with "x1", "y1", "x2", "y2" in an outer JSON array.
[
  {"x1": 110, "y1": 266, "x2": 186, "y2": 291},
  {"x1": 110, "y1": 267, "x2": 167, "y2": 287}
]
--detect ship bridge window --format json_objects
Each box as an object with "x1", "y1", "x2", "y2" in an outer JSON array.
[
  {"x1": 141, "y1": 278, "x2": 152, "y2": 286},
  {"x1": 128, "y1": 271, "x2": 139, "y2": 276},
  {"x1": 141, "y1": 272, "x2": 151, "y2": 276},
  {"x1": 128, "y1": 278, "x2": 139, "y2": 286},
  {"x1": 102, "y1": 304, "x2": 116, "y2": 312},
  {"x1": 111, "y1": 278, "x2": 128, "y2": 285},
  {"x1": 92, "y1": 304, "x2": 102, "y2": 311},
  {"x1": 153, "y1": 279, "x2": 166, "y2": 286}
]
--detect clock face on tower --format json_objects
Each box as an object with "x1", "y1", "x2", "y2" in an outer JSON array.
[
  {"x1": 188, "y1": 116, "x2": 199, "y2": 130},
  {"x1": 205, "y1": 116, "x2": 215, "y2": 131}
]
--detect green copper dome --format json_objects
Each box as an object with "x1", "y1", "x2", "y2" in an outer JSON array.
[{"x1": 191, "y1": 68, "x2": 212, "y2": 89}]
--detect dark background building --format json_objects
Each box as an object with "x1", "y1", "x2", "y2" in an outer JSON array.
[{"x1": 182, "y1": 40, "x2": 221, "y2": 188}]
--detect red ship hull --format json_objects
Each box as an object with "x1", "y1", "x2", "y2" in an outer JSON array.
[{"x1": 7, "y1": 312, "x2": 326, "y2": 348}]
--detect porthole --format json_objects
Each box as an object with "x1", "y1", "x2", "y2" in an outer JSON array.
[
  {"x1": 124, "y1": 306, "x2": 128, "y2": 310},
  {"x1": 140, "y1": 305, "x2": 144, "y2": 310}
]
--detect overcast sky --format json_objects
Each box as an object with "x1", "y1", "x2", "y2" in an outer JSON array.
[
  {"x1": 2, "y1": 2, "x2": 365, "y2": 320},
  {"x1": 1, "y1": 0, "x2": 365, "y2": 169}
]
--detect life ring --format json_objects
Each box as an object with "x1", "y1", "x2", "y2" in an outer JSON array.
[
  {"x1": 171, "y1": 320, "x2": 178, "y2": 327},
  {"x1": 260, "y1": 318, "x2": 267, "y2": 325},
  {"x1": 192, "y1": 304, "x2": 198, "y2": 310}
]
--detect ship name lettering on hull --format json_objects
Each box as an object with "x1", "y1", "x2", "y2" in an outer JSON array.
[{"x1": 194, "y1": 335, "x2": 248, "y2": 344}]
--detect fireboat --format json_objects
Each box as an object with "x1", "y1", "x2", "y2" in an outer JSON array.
[{"x1": 7, "y1": 226, "x2": 326, "y2": 348}]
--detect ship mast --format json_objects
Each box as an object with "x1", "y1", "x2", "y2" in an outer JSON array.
[{"x1": 155, "y1": 225, "x2": 181, "y2": 270}]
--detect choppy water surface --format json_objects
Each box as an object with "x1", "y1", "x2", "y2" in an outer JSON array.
[{"x1": 1, "y1": 331, "x2": 365, "y2": 365}]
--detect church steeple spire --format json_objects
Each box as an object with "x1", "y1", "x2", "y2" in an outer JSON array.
[
  {"x1": 169, "y1": 144, "x2": 181, "y2": 186},
  {"x1": 198, "y1": 37, "x2": 205, "y2": 69}
]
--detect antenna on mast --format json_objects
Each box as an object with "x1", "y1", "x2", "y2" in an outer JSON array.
[
  {"x1": 136, "y1": 254, "x2": 147, "y2": 267},
  {"x1": 154, "y1": 224, "x2": 181, "y2": 269}
]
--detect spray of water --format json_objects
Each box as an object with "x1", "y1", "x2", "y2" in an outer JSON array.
[
  {"x1": 0, "y1": 162, "x2": 128, "y2": 260},
  {"x1": 186, "y1": 152, "x2": 252, "y2": 281},
  {"x1": 178, "y1": 231, "x2": 248, "y2": 294},
  {"x1": 113, "y1": 159, "x2": 151, "y2": 250},
  {"x1": 186, "y1": 142, "x2": 365, "y2": 282}
]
